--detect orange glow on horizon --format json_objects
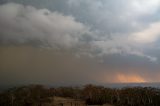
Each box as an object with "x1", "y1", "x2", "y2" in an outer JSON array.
[{"x1": 116, "y1": 73, "x2": 146, "y2": 83}]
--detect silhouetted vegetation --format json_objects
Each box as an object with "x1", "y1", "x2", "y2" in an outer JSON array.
[
  {"x1": 0, "y1": 85, "x2": 53, "y2": 106},
  {"x1": 1, "y1": 84, "x2": 160, "y2": 106}
]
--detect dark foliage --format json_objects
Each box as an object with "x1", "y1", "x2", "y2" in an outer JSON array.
[
  {"x1": 0, "y1": 85, "x2": 53, "y2": 106},
  {"x1": 1, "y1": 84, "x2": 160, "y2": 106}
]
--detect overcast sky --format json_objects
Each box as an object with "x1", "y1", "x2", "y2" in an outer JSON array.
[{"x1": 1, "y1": 0, "x2": 160, "y2": 86}]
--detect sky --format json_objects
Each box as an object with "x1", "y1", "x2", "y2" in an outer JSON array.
[{"x1": 1, "y1": 0, "x2": 160, "y2": 86}]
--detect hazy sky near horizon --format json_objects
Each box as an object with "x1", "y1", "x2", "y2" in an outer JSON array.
[{"x1": 1, "y1": 0, "x2": 160, "y2": 86}]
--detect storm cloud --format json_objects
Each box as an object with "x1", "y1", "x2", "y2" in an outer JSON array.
[
  {"x1": 1, "y1": 0, "x2": 160, "y2": 86},
  {"x1": 0, "y1": 2, "x2": 158, "y2": 61}
]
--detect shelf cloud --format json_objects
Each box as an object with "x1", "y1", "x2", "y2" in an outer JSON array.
[{"x1": 0, "y1": 0, "x2": 160, "y2": 85}]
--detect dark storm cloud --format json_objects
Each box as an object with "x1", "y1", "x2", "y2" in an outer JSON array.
[
  {"x1": 0, "y1": 2, "x2": 157, "y2": 61},
  {"x1": 1, "y1": 0, "x2": 160, "y2": 85},
  {"x1": 2, "y1": 0, "x2": 160, "y2": 33},
  {"x1": 0, "y1": 3, "x2": 93, "y2": 48},
  {"x1": 0, "y1": 46, "x2": 115, "y2": 85},
  {"x1": 1, "y1": 46, "x2": 160, "y2": 85}
]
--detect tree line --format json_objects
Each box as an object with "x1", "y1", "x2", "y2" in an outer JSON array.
[{"x1": 1, "y1": 84, "x2": 160, "y2": 106}]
